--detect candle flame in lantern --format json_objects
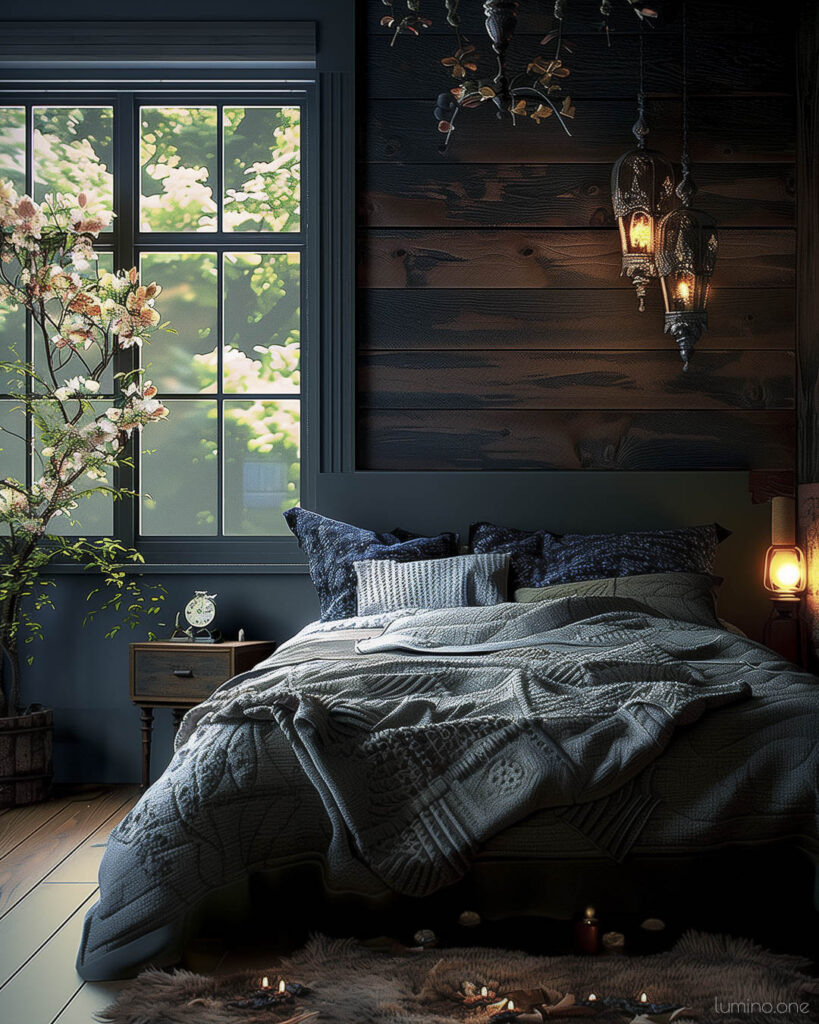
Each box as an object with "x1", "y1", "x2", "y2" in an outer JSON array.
[
  {"x1": 585, "y1": 906, "x2": 596, "y2": 920},
  {"x1": 278, "y1": 980, "x2": 286, "y2": 994},
  {"x1": 481, "y1": 986, "x2": 488, "y2": 998},
  {"x1": 640, "y1": 993, "x2": 648, "y2": 1003},
  {"x1": 629, "y1": 213, "x2": 652, "y2": 251},
  {"x1": 676, "y1": 279, "x2": 691, "y2": 303},
  {"x1": 588, "y1": 993, "x2": 597, "y2": 1002},
  {"x1": 261, "y1": 977, "x2": 270, "y2": 989},
  {"x1": 508, "y1": 1001, "x2": 516, "y2": 1011}
]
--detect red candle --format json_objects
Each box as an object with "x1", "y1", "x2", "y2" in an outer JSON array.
[{"x1": 574, "y1": 906, "x2": 599, "y2": 955}]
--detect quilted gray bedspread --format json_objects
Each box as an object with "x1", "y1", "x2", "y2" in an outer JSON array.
[{"x1": 77, "y1": 597, "x2": 819, "y2": 980}]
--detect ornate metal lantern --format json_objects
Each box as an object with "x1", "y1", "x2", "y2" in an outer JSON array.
[
  {"x1": 611, "y1": 131, "x2": 675, "y2": 312},
  {"x1": 610, "y1": 32, "x2": 675, "y2": 313},
  {"x1": 655, "y1": 180, "x2": 718, "y2": 368},
  {"x1": 655, "y1": 5, "x2": 718, "y2": 370}
]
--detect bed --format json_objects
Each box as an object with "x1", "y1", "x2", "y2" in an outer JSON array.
[{"x1": 76, "y1": 592, "x2": 819, "y2": 981}]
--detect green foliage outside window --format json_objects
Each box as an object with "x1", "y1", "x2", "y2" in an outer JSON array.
[{"x1": 0, "y1": 103, "x2": 303, "y2": 540}]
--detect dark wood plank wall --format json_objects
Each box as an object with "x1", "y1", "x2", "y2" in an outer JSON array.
[{"x1": 355, "y1": 0, "x2": 796, "y2": 472}]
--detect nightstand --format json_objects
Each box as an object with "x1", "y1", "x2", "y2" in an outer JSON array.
[{"x1": 130, "y1": 639, "x2": 275, "y2": 788}]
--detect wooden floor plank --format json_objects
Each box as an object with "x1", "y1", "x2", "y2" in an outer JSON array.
[
  {"x1": 0, "y1": 790, "x2": 133, "y2": 919},
  {"x1": 0, "y1": 890, "x2": 96, "y2": 1024},
  {"x1": 46, "y1": 791, "x2": 140, "y2": 885},
  {"x1": 53, "y1": 980, "x2": 127, "y2": 1024},
  {"x1": 0, "y1": 882, "x2": 96, "y2": 990},
  {"x1": 0, "y1": 796, "x2": 73, "y2": 860}
]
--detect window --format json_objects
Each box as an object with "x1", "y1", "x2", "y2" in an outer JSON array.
[{"x1": 0, "y1": 88, "x2": 311, "y2": 561}]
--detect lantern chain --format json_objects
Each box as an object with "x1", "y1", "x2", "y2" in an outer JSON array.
[
  {"x1": 676, "y1": 1, "x2": 694, "y2": 207},
  {"x1": 632, "y1": 28, "x2": 648, "y2": 149}
]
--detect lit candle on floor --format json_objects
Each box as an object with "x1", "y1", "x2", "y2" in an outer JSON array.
[{"x1": 573, "y1": 905, "x2": 599, "y2": 954}]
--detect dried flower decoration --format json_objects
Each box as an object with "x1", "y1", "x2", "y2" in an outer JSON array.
[{"x1": 441, "y1": 44, "x2": 478, "y2": 79}]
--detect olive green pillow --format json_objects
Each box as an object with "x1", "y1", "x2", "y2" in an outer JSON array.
[{"x1": 514, "y1": 571, "x2": 722, "y2": 628}]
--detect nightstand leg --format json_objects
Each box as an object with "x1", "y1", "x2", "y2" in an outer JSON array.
[
  {"x1": 140, "y1": 707, "x2": 154, "y2": 790},
  {"x1": 172, "y1": 707, "x2": 185, "y2": 736}
]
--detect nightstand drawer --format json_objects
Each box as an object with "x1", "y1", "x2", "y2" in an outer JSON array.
[{"x1": 132, "y1": 648, "x2": 232, "y2": 701}]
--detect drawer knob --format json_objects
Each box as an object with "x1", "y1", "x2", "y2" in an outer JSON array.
[{"x1": 173, "y1": 669, "x2": 194, "y2": 678}]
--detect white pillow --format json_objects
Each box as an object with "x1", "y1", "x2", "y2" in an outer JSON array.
[{"x1": 354, "y1": 552, "x2": 510, "y2": 616}]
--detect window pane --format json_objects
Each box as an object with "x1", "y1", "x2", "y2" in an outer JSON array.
[
  {"x1": 0, "y1": 399, "x2": 26, "y2": 535},
  {"x1": 140, "y1": 253, "x2": 217, "y2": 394},
  {"x1": 224, "y1": 399, "x2": 299, "y2": 536},
  {"x1": 223, "y1": 106, "x2": 301, "y2": 233},
  {"x1": 34, "y1": 253, "x2": 115, "y2": 394},
  {"x1": 34, "y1": 400, "x2": 113, "y2": 537},
  {"x1": 0, "y1": 107, "x2": 25, "y2": 194},
  {"x1": 140, "y1": 107, "x2": 217, "y2": 233},
  {"x1": 0, "y1": 265, "x2": 26, "y2": 394},
  {"x1": 33, "y1": 107, "x2": 113, "y2": 215},
  {"x1": 0, "y1": 399, "x2": 26, "y2": 482},
  {"x1": 223, "y1": 252, "x2": 300, "y2": 394},
  {"x1": 141, "y1": 399, "x2": 217, "y2": 536}
]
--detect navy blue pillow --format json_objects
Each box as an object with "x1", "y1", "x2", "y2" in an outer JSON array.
[
  {"x1": 469, "y1": 521, "x2": 728, "y2": 592},
  {"x1": 284, "y1": 508, "x2": 459, "y2": 621}
]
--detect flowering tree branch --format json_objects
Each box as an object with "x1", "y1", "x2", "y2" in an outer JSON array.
[{"x1": 0, "y1": 181, "x2": 171, "y2": 716}]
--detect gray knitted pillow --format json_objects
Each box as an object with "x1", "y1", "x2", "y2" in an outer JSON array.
[{"x1": 355, "y1": 553, "x2": 510, "y2": 616}]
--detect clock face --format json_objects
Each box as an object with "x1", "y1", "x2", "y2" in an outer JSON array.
[{"x1": 185, "y1": 592, "x2": 216, "y2": 629}]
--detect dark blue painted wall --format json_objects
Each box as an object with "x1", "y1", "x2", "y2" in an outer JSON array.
[{"x1": 24, "y1": 573, "x2": 319, "y2": 783}]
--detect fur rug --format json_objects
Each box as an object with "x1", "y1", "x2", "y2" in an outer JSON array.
[{"x1": 99, "y1": 932, "x2": 818, "y2": 1024}]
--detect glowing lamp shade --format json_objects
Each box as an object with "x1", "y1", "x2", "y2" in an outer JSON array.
[{"x1": 764, "y1": 545, "x2": 806, "y2": 595}]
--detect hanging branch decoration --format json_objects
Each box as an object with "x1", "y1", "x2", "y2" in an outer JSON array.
[
  {"x1": 376, "y1": 0, "x2": 576, "y2": 152},
  {"x1": 435, "y1": 2, "x2": 576, "y2": 151},
  {"x1": 374, "y1": 1, "x2": 673, "y2": 153}
]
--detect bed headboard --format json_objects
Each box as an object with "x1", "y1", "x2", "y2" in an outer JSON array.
[{"x1": 316, "y1": 469, "x2": 771, "y2": 640}]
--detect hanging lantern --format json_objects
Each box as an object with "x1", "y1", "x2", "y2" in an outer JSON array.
[
  {"x1": 655, "y1": 192, "x2": 718, "y2": 368},
  {"x1": 611, "y1": 142, "x2": 675, "y2": 312},
  {"x1": 655, "y1": 0, "x2": 718, "y2": 370},
  {"x1": 610, "y1": 33, "x2": 675, "y2": 313}
]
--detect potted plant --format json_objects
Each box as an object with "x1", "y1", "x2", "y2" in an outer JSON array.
[{"x1": 0, "y1": 181, "x2": 170, "y2": 807}]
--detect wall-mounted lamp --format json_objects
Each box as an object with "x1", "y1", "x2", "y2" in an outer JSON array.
[
  {"x1": 764, "y1": 496, "x2": 806, "y2": 596},
  {"x1": 763, "y1": 496, "x2": 807, "y2": 665}
]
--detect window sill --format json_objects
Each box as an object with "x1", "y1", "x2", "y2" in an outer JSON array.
[{"x1": 44, "y1": 561, "x2": 309, "y2": 576}]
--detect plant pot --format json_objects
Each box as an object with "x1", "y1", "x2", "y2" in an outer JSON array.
[{"x1": 0, "y1": 705, "x2": 53, "y2": 808}]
